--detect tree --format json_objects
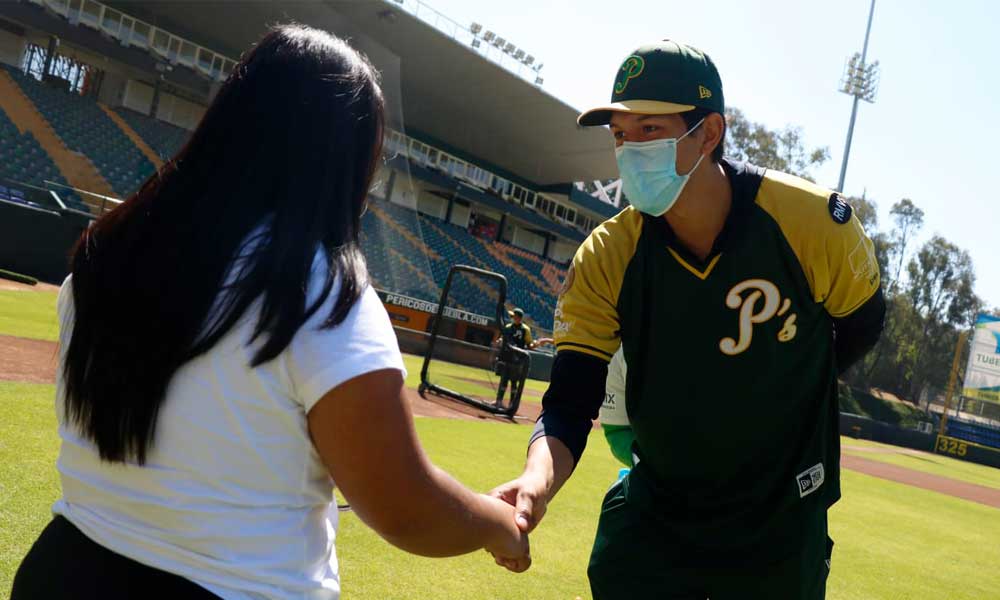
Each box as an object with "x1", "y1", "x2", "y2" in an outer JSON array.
[
  {"x1": 724, "y1": 108, "x2": 830, "y2": 181},
  {"x1": 886, "y1": 199, "x2": 924, "y2": 293},
  {"x1": 900, "y1": 236, "x2": 982, "y2": 401},
  {"x1": 845, "y1": 195, "x2": 878, "y2": 232},
  {"x1": 855, "y1": 198, "x2": 925, "y2": 390}
]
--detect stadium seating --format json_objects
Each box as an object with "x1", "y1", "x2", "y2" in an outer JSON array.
[
  {"x1": 113, "y1": 107, "x2": 189, "y2": 162},
  {"x1": 946, "y1": 418, "x2": 1000, "y2": 449},
  {"x1": 4, "y1": 65, "x2": 155, "y2": 197},
  {"x1": 363, "y1": 199, "x2": 564, "y2": 331},
  {"x1": 0, "y1": 103, "x2": 88, "y2": 211},
  {"x1": 0, "y1": 62, "x2": 567, "y2": 330}
]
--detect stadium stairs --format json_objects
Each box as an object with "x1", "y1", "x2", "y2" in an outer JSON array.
[
  {"x1": 0, "y1": 68, "x2": 114, "y2": 209},
  {"x1": 4, "y1": 65, "x2": 155, "y2": 199},
  {"x1": 112, "y1": 107, "x2": 189, "y2": 163},
  {"x1": 0, "y1": 103, "x2": 85, "y2": 210},
  {"x1": 540, "y1": 262, "x2": 565, "y2": 294},
  {"x1": 483, "y1": 242, "x2": 559, "y2": 298},
  {"x1": 367, "y1": 203, "x2": 443, "y2": 262},
  {"x1": 99, "y1": 105, "x2": 163, "y2": 169},
  {"x1": 395, "y1": 206, "x2": 559, "y2": 331}
]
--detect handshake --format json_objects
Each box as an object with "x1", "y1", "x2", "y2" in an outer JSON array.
[{"x1": 481, "y1": 470, "x2": 549, "y2": 573}]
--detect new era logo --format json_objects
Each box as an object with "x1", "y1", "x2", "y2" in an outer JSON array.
[
  {"x1": 797, "y1": 463, "x2": 825, "y2": 498},
  {"x1": 698, "y1": 85, "x2": 712, "y2": 99}
]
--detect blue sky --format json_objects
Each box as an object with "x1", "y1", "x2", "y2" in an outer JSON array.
[{"x1": 425, "y1": 0, "x2": 1000, "y2": 308}]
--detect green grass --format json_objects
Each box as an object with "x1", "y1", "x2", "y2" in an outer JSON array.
[
  {"x1": 336, "y1": 418, "x2": 613, "y2": 599},
  {"x1": 0, "y1": 290, "x2": 59, "y2": 342},
  {"x1": 2, "y1": 287, "x2": 997, "y2": 598},
  {"x1": 0, "y1": 382, "x2": 61, "y2": 596},
  {"x1": 828, "y1": 470, "x2": 1000, "y2": 600},
  {"x1": 841, "y1": 437, "x2": 1000, "y2": 490},
  {"x1": 3, "y1": 379, "x2": 999, "y2": 599}
]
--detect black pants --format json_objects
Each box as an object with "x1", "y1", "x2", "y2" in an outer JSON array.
[
  {"x1": 589, "y1": 479, "x2": 832, "y2": 600},
  {"x1": 495, "y1": 352, "x2": 528, "y2": 404},
  {"x1": 12, "y1": 516, "x2": 220, "y2": 599}
]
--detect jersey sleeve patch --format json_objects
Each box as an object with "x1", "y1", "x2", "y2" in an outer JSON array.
[
  {"x1": 756, "y1": 172, "x2": 881, "y2": 318},
  {"x1": 828, "y1": 193, "x2": 853, "y2": 224}
]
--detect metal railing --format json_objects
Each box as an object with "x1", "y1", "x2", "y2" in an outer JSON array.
[
  {"x1": 29, "y1": 0, "x2": 238, "y2": 82},
  {"x1": 44, "y1": 179, "x2": 120, "y2": 215},
  {"x1": 384, "y1": 128, "x2": 599, "y2": 234}
]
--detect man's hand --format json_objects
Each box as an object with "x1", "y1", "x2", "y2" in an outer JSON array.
[{"x1": 488, "y1": 470, "x2": 551, "y2": 533}]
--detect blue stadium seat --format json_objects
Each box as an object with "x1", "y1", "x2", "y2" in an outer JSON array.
[
  {"x1": 0, "y1": 98, "x2": 88, "y2": 211},
  {"x1": 4, "y1": 65, "x2": 155, "y2": 198},
  {"x1": 112, "y1": 107, "x2": 190, "y2": 162},
  {"x1": 946, "y1": 419, "x2": 1000, "y2": 449}
]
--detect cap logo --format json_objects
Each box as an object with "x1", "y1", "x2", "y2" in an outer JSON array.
[
  {"x1": 614, "y1": 55, "x2": 645, "y2": 94},
  {"x1": 698, "y1": 85, "x2": 712, "y2": 99}
]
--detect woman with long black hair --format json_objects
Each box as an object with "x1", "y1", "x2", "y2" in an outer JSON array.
[{"x1": 12, "y1": 24, "x2": 529, "y2": 599}]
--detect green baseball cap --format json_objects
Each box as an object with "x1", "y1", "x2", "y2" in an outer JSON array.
[
  {"x1": 578, "y1": 40, "x2": 724, "y2": 127},
  {"x1": 511, "y1": 308, "x2": 524, "y2": 317}
]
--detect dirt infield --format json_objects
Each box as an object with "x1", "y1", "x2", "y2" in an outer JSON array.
[
  {"x1": 452, "y1": 375, "x2": 545, "y2": 399},
  {"x1": 0, "y1": 334, "x2": 541, "y2": 422},
  {"x1": 841, "y1": 453, "x2": 1000, "y2": 509},
  {"x1": 1, "y1": 335, "x2": 994, "y2": 507},
  {"x1": 0, "y1": 334, "x2": 57, "y2": 384},
  {"x1": 403, "y1": 387, "x2": 542, "y2": 422},
  {"x1": 0, "y1": 279, "x2": 60, "y2": 292}
]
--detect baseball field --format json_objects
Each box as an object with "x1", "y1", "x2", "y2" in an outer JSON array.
[{"x1": 2, "y1": 283, "x2": 999, "y2": 599}]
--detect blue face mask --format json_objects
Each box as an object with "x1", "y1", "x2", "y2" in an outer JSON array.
[{"x1": 615, "y1": 118, "x2": 705, "y2": 217}]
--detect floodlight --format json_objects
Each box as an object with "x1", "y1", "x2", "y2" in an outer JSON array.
[
  {"x1": 523, "y1": 55, "x2": 534, "y2": 66},
  {"x1": 494, "y1": 36, "x2": 506, "y2": 48},
  {"x1": 470, "y1": 22, "x2": 482, "y2": 34},
  {"x1": 514, "y1": 49, "x2": 525, "y2": 60},
  {"x1": 483, "y1": 30, "x2": 495, "y2": 42},
  {"x1": 504, "y1": 42, "x2": 515, "y2": 54}
]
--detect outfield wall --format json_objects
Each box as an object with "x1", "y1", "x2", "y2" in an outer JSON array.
[
  {"x1": 0, "y1": 199, "x2": 88, "y2": 283},
  {"x1": 840, "y1": 412, "x2": 1000, "y2": 469}
]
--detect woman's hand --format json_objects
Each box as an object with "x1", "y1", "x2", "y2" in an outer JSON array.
[{"x1": 480, "y1": 494, "x2": 531, "y2": 573}]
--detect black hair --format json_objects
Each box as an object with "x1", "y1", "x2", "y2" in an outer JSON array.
[
  {"x1": 63, "y1": 24, "x2": 385, "y2": 464},
  {"x1": 681, "y1": 107, "x2": 725, "y2": 163}
]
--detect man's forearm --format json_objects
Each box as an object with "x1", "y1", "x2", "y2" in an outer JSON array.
[{"x1": 524, "y1": 435, "x2": 575, "y2": 503}]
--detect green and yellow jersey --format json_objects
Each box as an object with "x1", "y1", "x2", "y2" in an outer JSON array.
[
  {"x1": 538, "y1": 159, "x2": 883, "y2": 565},
  {"x1": 502, "y1": 322, "x2": 533, "y2": 349}
]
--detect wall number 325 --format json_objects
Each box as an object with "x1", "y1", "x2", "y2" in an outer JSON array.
[{"x1": 936, "y1": 437, "x2": 968, "y2": 457}]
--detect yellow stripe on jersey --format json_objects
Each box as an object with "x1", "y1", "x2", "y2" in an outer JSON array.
[
  {"x1": 553, "y1": 207, "x2": 644, "y2": 361},
  {"x1": 755, "y1": 170, "x2": 881, "y2": 318},
  {"x1": 666, "y1": 248, "x2": 723, "y2": 281}
]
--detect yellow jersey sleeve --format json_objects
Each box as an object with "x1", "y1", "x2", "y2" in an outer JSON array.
[
  {"x1": 553, "y1": 207, "x2": 644, "y2": 360},
  {"x1": 756, "y1": 171, "x2": 881, "y2": 318},
  {"x1": 523, "y1": 325, "x2": 533, "y2": 345}
]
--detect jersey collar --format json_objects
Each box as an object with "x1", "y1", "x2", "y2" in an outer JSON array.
[{"x1": 644, "y1": 157, "x2": 765, "y2": 262}]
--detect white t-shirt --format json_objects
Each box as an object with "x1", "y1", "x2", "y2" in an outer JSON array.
[
  {"x1": 52, "y1": 246, "x2": 405, "y2": 600},
  {"x1": 599, "y1": 347, "x2": 629, "y2": 427}
]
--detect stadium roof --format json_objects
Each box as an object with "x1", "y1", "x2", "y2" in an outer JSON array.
[{"x1": 106, "y1": 0, "x2": 619, "y2": 187}]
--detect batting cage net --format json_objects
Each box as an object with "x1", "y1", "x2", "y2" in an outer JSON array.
[{"x1": 419, "y1": 265, "x2": 527, "y2": 418}]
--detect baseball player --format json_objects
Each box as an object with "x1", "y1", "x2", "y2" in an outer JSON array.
[
  {"x1": 491, "y1": 40, "x2": 886, "y2": 599},
  {"x1": 495, "y1": 308, "x2": 538, "y2": 405}
]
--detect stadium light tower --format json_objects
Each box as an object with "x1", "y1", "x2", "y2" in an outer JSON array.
[{"x1": 836, "y1": 0, "x2": 880, "y2": 193}]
